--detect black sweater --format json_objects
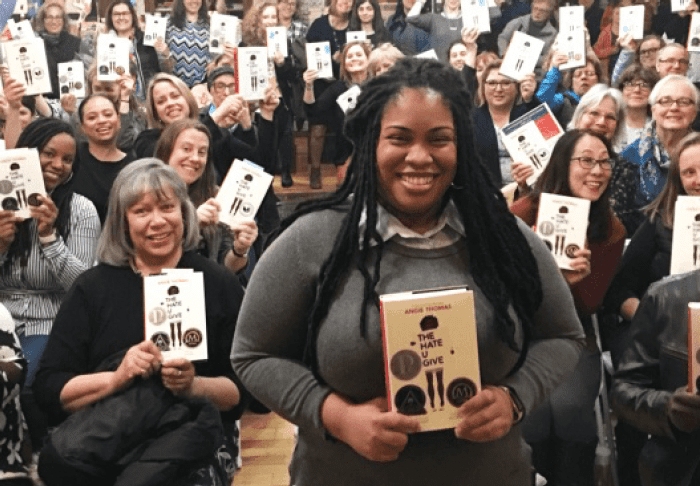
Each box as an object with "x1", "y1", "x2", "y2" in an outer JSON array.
[{"x1": 33, "y1": 251, "x2": 249, "y2": 426}]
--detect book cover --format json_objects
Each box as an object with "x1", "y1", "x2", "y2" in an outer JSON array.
[
  {"x1": 672, "y1": 0, "x2": 690, "y2": 12},
  {"x1": 143, "y1": 14, "x2": 167, "y2": 47},
  {"x1": 0, "y1": 148, "x2": 46, "y2": 219},
  {"x1": 345, "y1": 30, "x2": 367, "y2": 43},
  {"x1": 13, "y1": 0, "x2": 28, "y2": 17},
  {"x1": 689, "y1": 13, "x2": 700, "y2": 52},
  {"x1": 500, "y1": 103, "x2": 565, "y2": 185},
  {"x1": 305, "y1": 42, "x2": 333, "y2": 79},
  {"x1": 3, "y1": 38, "x2": 52, "y2": 96},
  {"x1": 210, "y1": 12, "x2": 240, "y2": 54},
  {"x1": 336, "y1": 84, "x2": 361, "y2": 114},
  {"x1": 500, "y1": 31, "x2": 545, "y2": 81},
  {"x1": 689, "y1": 303, "x2": 700, "y2": 394},
  {"x1": 7, "y1": 19, "x2": 34, "y2": 40},
  {"x1": 267, "y1": 26, "x2": 288, "y2": 57},
  {"x1": 461, "y1": 0, "x2": 490, "y2": 33},
  {"x1": 535, "y1": 193, "x2": 591, "y2": 270},
  {"x1": 96, "y1": 34, "x2": 130, "y2": 81},
  {"x1": 215, "y1": 159, "x2": 273, "y2": 228},
  {"x1": 619, "y1": 6, "x2": 645, "y2": 39},
  {"x1": 58, "y1": 61, "x2": 86, "y2": 98},
  {"x1": 379, "y1": 286, "x2": 481, "y2": 432},
  {"x1": 235, "y1": 46, "x2": 269, "y2": 100},
  {"x1": 558, "y1": 6, "x2": 586, "y2": 70},
  {"x1": 670, "y1": 196, "x2": 700, "y2": 275},
  {"x1": 143, "y1": 269, "x2": 208, "y2": 361}
]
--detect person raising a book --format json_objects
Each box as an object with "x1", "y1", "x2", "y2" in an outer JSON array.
[
  {"x1": 510, "y1": 129, "x2": 626, "y2": 486},
  {"x1": 232, "y1": 58, "x2": 585, "y2": 485},
  {"x1": 33, "y1": 159, "x2": 249, "y2": 486},
  {"x1": 154, "y1": 118, "x2": 258, "y2": 277}
]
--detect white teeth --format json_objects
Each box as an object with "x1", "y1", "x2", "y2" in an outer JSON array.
[{"x1": 402, "y1": 175, "x2": 435, "y2": 185}]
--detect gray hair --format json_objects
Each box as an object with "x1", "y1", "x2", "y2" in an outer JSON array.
[
  {"x1": 97, "y1": 158, "x2": 200, "y2": 266},
  {"x1": 648, "y1": 74, "x2": 700, "y2": 108},
  {"x1": 569, "y1": 83, "x2": 626, "y2": 143}
]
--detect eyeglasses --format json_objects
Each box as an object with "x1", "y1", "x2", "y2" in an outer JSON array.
[
  {"x1": 573, "y1": 70, "x2": 597, "y2": 79},
  {"x1": 112, "y1": 11, "x2": 131, "y2": 17},
  {"x1": 639, "y1": 47, "x2": 660, "y2": 57},
  {"x1": 213, "y1": 82, "x2": 237, "y2": 93},
  {"x1": 571, "y1": 156, "x2": 614, "y2": 171},
  {"x1": 656, "y1": 96, "x2": 695, "y2": 107},
  {"x1": 584, "y1": 110, "x2": 617, "y2": 123},
  {"x1": 484, "y1": 80, "x2": 515, "y2": 88},
  {"x1": 45, "y1": 15, "x2": 63, "y2": 21},
  {"x1": 622, "y1": 80, "x2": 652, "y2": 90},
  {"x1": 658, "y1": 58, "x2": 689, "y2": 66}
]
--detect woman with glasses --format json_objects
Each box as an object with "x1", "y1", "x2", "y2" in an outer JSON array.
[
  {"x1": 166, "y1": 0, "x2": 211, "y2": 88},
  {"x1": 34, "y1": 3, "x2": 81, "y2": 100},
  {"x1": 615, "y1": 65, "x2": 659, "y2": 152},
  {"x1": 609, "y1": 132, "x2": 700, "y2": 486},
  {"x1": 536, "y1": 50, "x2": 605, "y2": 127},
  {"x1": 103, "y1": 0, "x2": 172, "y2": 101},
  {"x1": 473, "y1": 59, "x2": 538, "y2": 188},
  {"x1": 511, "y1": 129, "x2": 626, "y2": 486},
  {"x1": 610, "y1": 34, "x2": 664, "y2": 86},
  {"x1": 620, "y1": 75, "x2": 699, "y2": 212}
]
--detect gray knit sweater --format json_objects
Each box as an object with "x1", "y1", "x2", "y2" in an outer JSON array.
[{"x1": 232, "y1": 207, "x2": 584, "y2": 485}]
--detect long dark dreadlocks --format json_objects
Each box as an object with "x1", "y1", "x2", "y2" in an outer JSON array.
[
  {"x1": 3, "y1": 118, "x2": 77, "y2": 270},
  {"x1": 271, "y1": 58, "x2": 543, "y2": 377}
]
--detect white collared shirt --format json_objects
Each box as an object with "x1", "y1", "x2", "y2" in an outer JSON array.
[{"x1": 358, "y1": 200, "x2": 466, "y2": 250}]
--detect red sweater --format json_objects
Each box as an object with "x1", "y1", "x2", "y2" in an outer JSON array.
[{"x1": 510, "y1": 196, "x2": 626, "y2": 316}]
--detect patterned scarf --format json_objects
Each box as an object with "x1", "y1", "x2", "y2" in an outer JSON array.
[{"x1": 635, "y1": 120, "x2": 671, "y2": 206}]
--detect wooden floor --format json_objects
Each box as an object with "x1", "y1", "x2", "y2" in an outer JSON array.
[{"x1": 235, "y1": 412, "x2": 296, "y2": 486}]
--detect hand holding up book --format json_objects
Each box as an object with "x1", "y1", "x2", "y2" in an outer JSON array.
[
  {"x1": 454, "y1": 385, "x2": 515, "y2": 442},
  {"x1": 321, "y1": 393, "x2": 421, "y2": 462},
  {"x1": 561, "y1": 247, "x2": 591, "y2": 285}
]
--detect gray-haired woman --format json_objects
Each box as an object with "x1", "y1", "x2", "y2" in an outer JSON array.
[{"x1": 34, "y1": 159, "x2": 249, "y2": 486}]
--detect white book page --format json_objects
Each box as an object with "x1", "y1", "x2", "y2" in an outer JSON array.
[
  {"x1": 558, "y1": 6, "x2": 586, "y2": 70},
  {"x1": 143, "y1": 14, "x2": 167, "y2": 47},
  {"x1": 58, "y1": 61, "x2": 86, "y2": 98},
  {"x1": 0, "y1": 148, "x2": 47, "y2": 219},
  {"x1": 266, "y1": 27, "x2": 288, "y2": 58},
  {"x1": 535, "y1": 193, "x2": 591, "y2": 270},
  {"x1": 305, "y1": 42, "x2": 333, "y2": 78},
  {"x1": 500, "y1": 31, "x2": 545, "y2": 81},
  {"x1": 4, "y1": 38, "x2": 52, "y2": 95},
  {"x1": 619, "y1": 6, "x2": 645, "y2": 40},
  {"x1": 461, "y1": 0, "x2": 490, "y2": 33},
  {"x1": 215, "y1": 159, "x2": 274, "y2": 227},
  {"x1": 96, "y1": 35, "x2": 130, "y2": 81},
  {"x1": 337, "y1": 84, "x2": 361, "y2": 114}
]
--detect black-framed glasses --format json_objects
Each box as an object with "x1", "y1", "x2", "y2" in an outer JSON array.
[
  {"x1": 639, "y1": 47, "x2": 660, "y2": 56},
  {"x1": 484, "y1": 80, "x2": 515, "y2": 88},
  {"x1": 656, "y1": 96, "x2": 695, "y2": 108},
  {"x1": 622, "y1": 80, "x2": 652, "y2": 90},
  {"x1": 571, "y1": 156, "x2": 614, "y2": 171},
  {"x1": 213, "y1": 82, "x2": 236, "y2": 93}
]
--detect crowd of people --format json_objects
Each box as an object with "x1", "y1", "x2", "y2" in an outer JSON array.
[{"x1": 0, "y1": 0, "x2": 700, "y2": 484}]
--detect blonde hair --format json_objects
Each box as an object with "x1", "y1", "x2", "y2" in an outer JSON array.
[{"x1": 145, "y1": 73, "x2": 199, "y2": 129}]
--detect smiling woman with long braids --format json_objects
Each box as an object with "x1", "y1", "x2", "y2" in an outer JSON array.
[
  {"x1": 0, "y1": 117, "x2": 100, "y2": 453},
  {"x1": 233, "y1": 58, "x2": 584, "y2": 486}
]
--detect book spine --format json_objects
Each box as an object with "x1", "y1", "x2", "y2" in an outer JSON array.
[
  {"x1": 233, "y1": 47, "x2": 240, "y2": 95},
  {"x1": 378, "y1": 300, "x2": 394, "y2": 413},
  {"x1": 690, "y1": 305, "x2": 695, "y2": 394}
]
